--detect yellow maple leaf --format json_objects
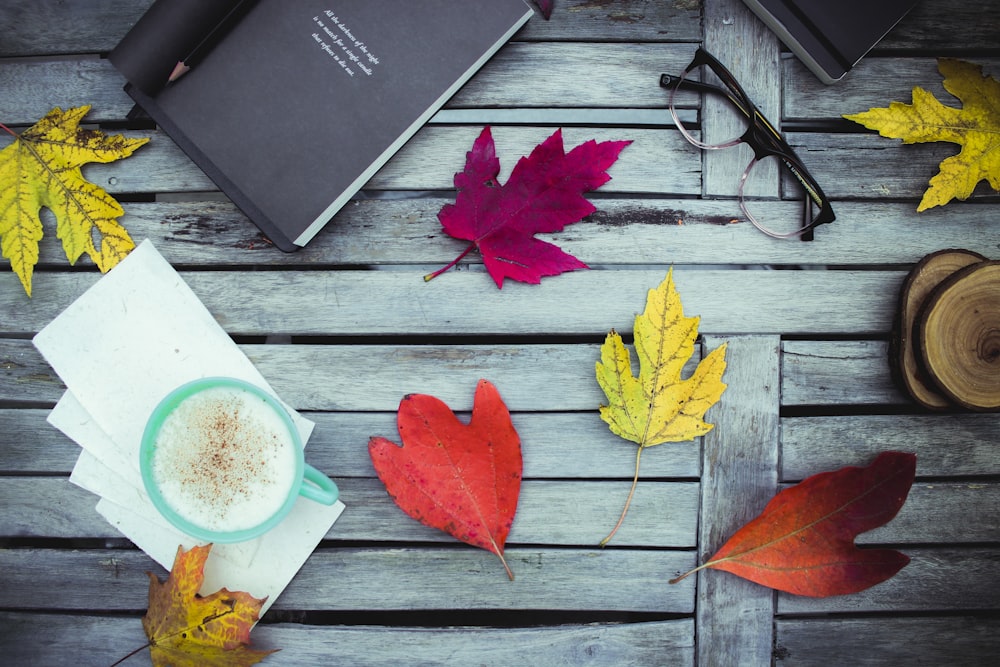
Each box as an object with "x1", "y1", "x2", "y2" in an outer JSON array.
[
  {"x1": 595, "y1": 268, "x2": 727, "y2": 545},
  {"x1": 138, "y1": 544, "x2": 276, "y2": 667},
  {"x1": 845, "y1": 58, "x2": 1000, "y2": 211},
  {"x1": 0, "y1": 105, "x2": 148, "y2": 296}
]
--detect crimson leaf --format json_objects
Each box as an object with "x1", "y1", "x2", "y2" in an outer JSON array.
[{"x1": 425, "y1": 126, "x2": 630, "y2": 288}]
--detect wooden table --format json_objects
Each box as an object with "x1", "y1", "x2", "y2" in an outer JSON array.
[{"x1": 2, "y1": 1, "x2": 998, "y2": 664}]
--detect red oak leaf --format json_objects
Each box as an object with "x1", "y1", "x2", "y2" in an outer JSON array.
[
  {"x1": 425, "y1": 126, "x2": 630, "y2": 288},
  {"x1": 368, "y1": 379, "x2": 523, "y2": 579},
  {"x1": 671, "y1": 451, "x2": 917, "y2": 597}
]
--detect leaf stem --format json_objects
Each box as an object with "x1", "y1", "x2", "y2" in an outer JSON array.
[
  {"x1": 668, "y1": 560, "x2": 715, "y2": 585},
  {"x1": 599, "y1": 445, "x2": 644, "y2": 547},
  {"x1": 423, "y1": 242, "x2": 476, "y2": 282},
  {"x1": 108, "y1": 642, "x2": 151, "y2": 666},
  {"x1": 0, "y1": 121, "x2": 17, "y2": 138},
  {"x1": 498, "y1": 551, "x2": 515, "y2": 581}
]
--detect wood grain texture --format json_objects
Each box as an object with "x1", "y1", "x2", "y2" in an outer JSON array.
[
  {"x1": 0, "y1": 613, "x2": 696, "y2": 667},
  {"x1": 702, "y1": 0, "x2": 781, "y2": 198},
  {"x1": 0, "y1": 547, "x2": 697, "y2": 612},
  {"x1": 5, "y1": 198, "x2": 997, "y2": 270},
  {"x1": 781, "y1": 340, "x2": 908, "y2": 407},
  {"x1": 0, "y1": 338, "x2": 916, "y2": 409},
  {"x1": 0, "y1": 478, "x2": 702, "y2": 547},
  {"x1": 778, "y1": 548, "x2": 1000, "y2": 614},
  {"x1": 696, "y1": 335, "x2": 780, "y2": 667},
  {"x1": 0, "y1": 0, "x2": 702, "y2": 57},
  {"x1": 0, "y1": 44, "x2": 697, "y2": 125},
  {"x1": 1, "y1": 270, "x2": 906, "y2": 337},
  {"x1": 2, "y1": 1, "x2": 999, "y2": 665},
  {"x1": 781, "y1": 414, "x2": 1000, "y2": 478},
  {"x1": 0, "y1": 409, "x2": 703, "y2": 478},
  {"x1": 775, "y1": 616, "x2": 1000, "y2": 666}
]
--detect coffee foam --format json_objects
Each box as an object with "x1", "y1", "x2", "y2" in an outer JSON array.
[{"x1": 151, "y1": 386, "x2": 298, "y2": 532}]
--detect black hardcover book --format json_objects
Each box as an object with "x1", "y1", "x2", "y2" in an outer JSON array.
[
  {"x1": 110, "y1": 0, "x2": 533, "y2": 251},
  {"x1": 741, "y1": 0, "x2": 920, "y2": 84}
]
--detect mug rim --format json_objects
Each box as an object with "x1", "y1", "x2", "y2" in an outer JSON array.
[{"x1": 139, "y1": 376, "x2": 304, "y2": 543}]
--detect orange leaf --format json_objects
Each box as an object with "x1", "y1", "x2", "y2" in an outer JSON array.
[
  {"x1": 671, "y1": 451, "x2": 916, "y2": 597},
  {"x1": 369, "y1": 379, "x2": 523, "y2": 579},
  {"x1": 141, "y1": 544, "x2": 276, "y2": 667}
]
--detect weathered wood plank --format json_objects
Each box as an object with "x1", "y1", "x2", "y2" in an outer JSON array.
[
  {"x1": 0, "y1": 478, "x2": 701, "y2": 547},
  {"x1": 4, "y1": 120, "x2": 992, "y2": 208},
  {"x1": 0, "y1": 408, "x2": 703, "y2": 478},
  {"x1": 3, "y1": 198, "x2": 996, "y2": 269},
  {"x1": 696, "y1": 335, "x2": 780, "y2": 667},
  {"x1": 0, "y1": 0, "x2": 702, "y2": 58},
  {"x1": 1, "y1": 269, "x2": 906, "y2": 337},
  {"x1": 883, "y1": 0, "x2": 1000, "y2": 51},
  {"x1": 0, "y1": 340, "x2": 600, "y2": 409},
  {"x1": 703, "y1": 0, "x2": 782, "y2": 199},
  {"x1": 787, "y1": 131, "x2": 993, "y2": 201},
  {"x1": 7, "y1": 476, "x2": 992, "y2": 546},
  {"x1": 777, "y1": 548, "x2": 1000, "y2": 614},
  {"x1": 0, "y1": 612, "x2": 696, "y2": 667},
  {"x1": 6, "y1": 0, "x2": 991, "y2": 60},
  {"x1": 781, "y1": 414, "x2": 1000, "y2": 479},
  {"x1": 0, "y1": 124, "x2": 697, "y2": 196},
  {"x1": 784, "y1": 57, "x2": 1000, "y2": 122},
  {"x1": 0, "y1": 0, "x2": 152, "y2": 56},
  {"x1": 781, "y1": 340, "x2": 907, "y2": 407},
  {"x1": 775, "y1": 616, "x2": 1000, "y2": 666},
  {"x1": 857, "y1": 482, "x2": 1000, "y2": 545},
  {"x1": 4, "y1": 338, "x2": 911, "y2": 410},
  {"x1": 0, "y1": 409, "x2": 80, "y2": 472},
  {"x1": 0, "y1": 547, "x2": 697, "y2": 612},
  {"x1": 779, "y1": 481, "x2": 999, "y2": 544},
  {"x1": 0, "y1": 44, "x2": 697, "y2": 125},
  {"x1": 0, "y1": 339, "x2": 64, "y2": 404}
]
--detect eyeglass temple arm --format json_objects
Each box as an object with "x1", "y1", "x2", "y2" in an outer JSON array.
[{"x1": 660, "y1": 74, "x2": 751, "y2": 119}]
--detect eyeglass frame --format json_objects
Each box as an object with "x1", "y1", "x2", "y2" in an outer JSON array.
[{"x1": 660, "y1": 47, "x2": 835, "y2": 240}]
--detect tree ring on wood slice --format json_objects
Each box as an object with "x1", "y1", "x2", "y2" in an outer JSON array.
[
  {"x1": 890, "y1": 249, "x2": 986, "y2": 410},
  {"x1": 918, "y1": 260, "x2": 1000, "y2": 412}
]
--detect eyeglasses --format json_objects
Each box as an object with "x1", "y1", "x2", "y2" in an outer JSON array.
[{"x1": 661, "y1": 48, "x2": 835, "y2": 240}]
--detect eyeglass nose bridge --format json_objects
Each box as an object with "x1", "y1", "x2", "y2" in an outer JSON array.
[{"x1": 739, "y1": 121, "x2": 788, "y2": 162}]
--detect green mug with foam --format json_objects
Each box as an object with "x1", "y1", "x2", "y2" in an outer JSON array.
[{"x1": 140, "y1": 376, "x2": 338, "y2": 543}]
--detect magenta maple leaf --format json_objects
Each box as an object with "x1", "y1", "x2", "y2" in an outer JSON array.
[
  {"x1": 533, "y1": 0, "x2": 554, "y2": 19},
  {"x1": 425, "y1": 126, "x2": 631, "y2": 288}
]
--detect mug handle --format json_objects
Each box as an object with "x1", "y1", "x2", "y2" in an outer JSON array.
[{"x1": 299, "y1": 464, "x2": 339, "y2": 505}]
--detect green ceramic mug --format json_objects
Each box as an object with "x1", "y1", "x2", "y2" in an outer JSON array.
[{"x1": 140, "y1": 376, "x2": 338, "y2": 543}]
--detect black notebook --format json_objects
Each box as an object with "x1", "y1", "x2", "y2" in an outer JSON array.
[
  {"x1": 742, "y1": 0, "x2": 920, "y2": 84},
  {"x1": 110, "y1": 0, "x2": 533, "y2": 251}
]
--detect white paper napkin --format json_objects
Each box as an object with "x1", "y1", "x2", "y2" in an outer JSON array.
[{"x1": 33, "y1": 240, "x2": 343, "y2": 610}]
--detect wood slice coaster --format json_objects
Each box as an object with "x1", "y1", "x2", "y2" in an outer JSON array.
[
  {"x1": 918, "y1": 260, "x2": 1000, "y2": 412},
  {"x1": 891, "y1": 249, "x2": 987, "y2": 410}
]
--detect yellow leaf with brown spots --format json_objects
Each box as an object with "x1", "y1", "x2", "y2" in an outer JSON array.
[
  {"x1": 141, "y1": 544, "x2": 276, "y2": 667},
  {"x1": 0, "y1": 105, "x2": 147, "y2": 296}
]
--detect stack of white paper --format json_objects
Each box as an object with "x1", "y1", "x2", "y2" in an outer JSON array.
[{"x1": 33, "y1": 240, "x2": 343, "y2": 612}]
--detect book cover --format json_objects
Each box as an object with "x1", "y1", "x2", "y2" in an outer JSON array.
[
  {"x1": 110, "y1": 0, "x2": 534, "y2": 251},
  {"x1": 742, "y1": 0, "x2": 919, "y2": 84}
]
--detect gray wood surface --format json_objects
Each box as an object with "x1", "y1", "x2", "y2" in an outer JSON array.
[
  {"x1": 696, "y1": 335, "x2": 780, "y2": 667},
  {"x1": 776, "y1": 617, "x2": 1000, "y2": 666},
  {"x1": 0, "y1": 613, "x2": 696, "y2": 667},
  {"x1": 0, "y1": 547, "x2": 697, "y2": 612},
  {"x1": 2, "y1": 0, "x2": 999, "y2": 664}
]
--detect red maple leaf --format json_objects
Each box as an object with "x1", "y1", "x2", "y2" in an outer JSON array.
[
  {"x1": 670, "y1": 451, "x2": 917, "y2": 597},
  {"x1": 425, "y1": 126, "x2": 630, "y2": 288},
  {"x1": 368, "y1": 379, "x2": 523, "y2": 579}
]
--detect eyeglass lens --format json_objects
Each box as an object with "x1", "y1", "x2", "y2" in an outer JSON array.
[{"x1": 667, "y1": 51, "x2": 833, "y2": 240}]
